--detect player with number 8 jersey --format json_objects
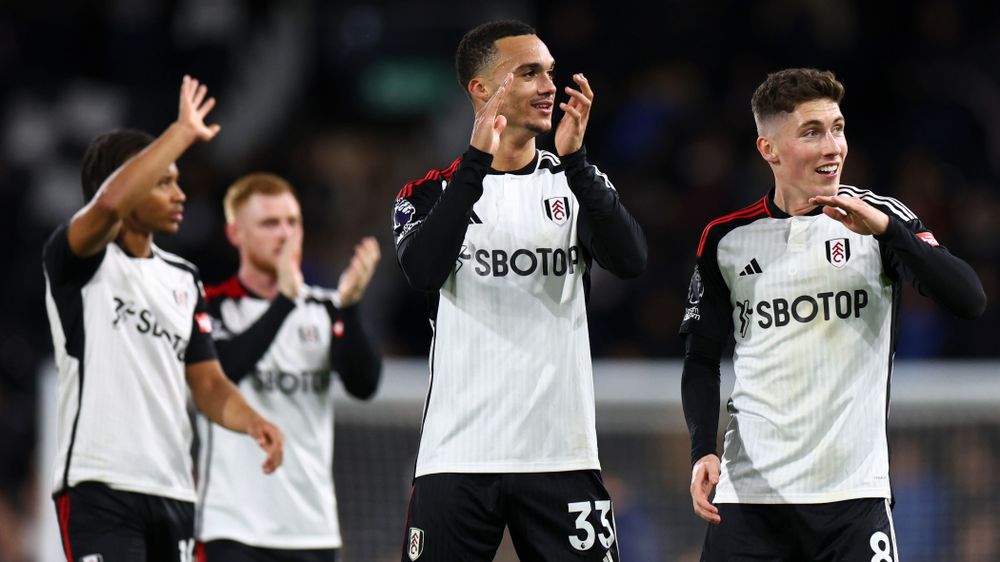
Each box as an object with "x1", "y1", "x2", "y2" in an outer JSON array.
[{"x1": 681, "y1": 68, "x2": 986, "y2": 561}]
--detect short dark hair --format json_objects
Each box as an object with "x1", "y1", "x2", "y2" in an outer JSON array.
[
  {"x1": 751, "y1": 68, "x2": 845, "y2": 132},
  {"x1": 80, "y1": 128, "x2": 155, "y2": 202},
  {"x1": 455, "y1": 20, "x2": 536, "y2": 93}
]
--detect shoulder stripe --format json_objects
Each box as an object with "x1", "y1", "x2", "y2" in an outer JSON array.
[
  {"x1": 204, "y1": 276, "x2": 247, "y2": 302},
  {"x1": 537, "y1": 150, "x2": 561, "y2": 171},
  {"x1": 396, "y1": 157, "x2": 462, "y2": 200},
  {"x1": 838, "y1": 185, "x2": 917, "y2": 221},
  {"x1": 155, "y1": 250, "x2": 200, "y2": 278},
  {"x1": 697, "y1": 198, "x2": 770, "y2": 257}
]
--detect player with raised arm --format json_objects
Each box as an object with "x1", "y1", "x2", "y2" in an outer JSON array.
[
  {"x1": 43, "y1": 76, "x2": 283, "y2": 562},
  {"x1": 680, "y1": 68, "x2": 986, "y2": 561},
  {"x1": 393, "y1": 20, "x2": 646, "y2": 562},
  {"x1": 196, "y1": 173, "x2": 382, "y2": 562}
]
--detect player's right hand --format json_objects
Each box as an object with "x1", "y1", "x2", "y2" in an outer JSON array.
[
  {"x1": 690, "y1": 454, "x2": 722, "y2": 524},
  {"x1": 248, "y1": 416, "x2": 284, "y2": 474},
  {"x1": 470, "y1": 72, "x2": 512, "y2": 155},
  {"x1": 177, "y1": 75, "x2": 221, "y2": 142},
  {"x1": 276, "y1": 230, "x2": 303, "y2": 300}
]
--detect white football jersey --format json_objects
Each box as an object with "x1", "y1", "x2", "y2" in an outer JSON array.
[
  {"x1": 43, "y1": 225, "x2": 215, "y2": 502},
  {"x1": 196, "y1": 279, "x2": 345, "y2": 549},
  {"x1": 681, "y1": 186, "x2": 934, "y2": 503},
  {"x1": 395, "y1": 150, "x2": 602, "y2": 477}
]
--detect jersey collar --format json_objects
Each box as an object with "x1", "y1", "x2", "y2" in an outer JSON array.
[{"x1": 486, "y1": 150, "x2": 539, "y2": 175}]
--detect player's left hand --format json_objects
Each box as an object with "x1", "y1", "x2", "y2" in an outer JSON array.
[
  {"x1": 554, "y1": 73, "x2": 593, "y2": 156},
  {"x1": 248, "y1": 416, "x2": 284, "y2": 474},
  {"x1": 338, "y1": 236, "x2": 381, "y2": 307},
  {"x1": 809, "y1": 194, "x2": 889, "y2": 236}
]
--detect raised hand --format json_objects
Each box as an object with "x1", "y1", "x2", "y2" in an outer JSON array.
[
  {"x1": 470, "y1": 73, "x2": 512, "y2": 155},
  {"x1": 177, "y1": 75, "x2": 221, "y2": 142},
  {"x1": 554, "y1": 73, "x2": 593, "y2": 156},
  {"x1": 338, "y1": 236, "x2": 381, "y2": 307},
  {"x1": 809, "y1": 194, "x2": 889, "y2": 236},
  {"x1": 690, "y1": 454, "x2": 722, "y2": 524},
  {"x1": 276, "y1": 230, "x2": 303, "y2": 300}
]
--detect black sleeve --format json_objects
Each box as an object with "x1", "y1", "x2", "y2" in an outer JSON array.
[
  {"x1": 42, "y1": 223, "x2": 105, "y2": 288},
  {"x1": 326, "y1": 303, "x2": 382, "y2": 400},
  {"x1": 877, "y1": 216, "x2": 986, "y2": 319},
  {"x1": 185, "y1": 282, "x2": 219, "y2": 365},
  {"x1": 678, "y1": 237, "x2": 733, "y2": 466},
  {"x1": 682, "y1": 332, "x2": 724, "y2": 466},
  {"x1": 563, "y1": 147, "x2": 647, "y2": 279},
  {"x1": 393, "y1": 147, "x2": 492, "y2": 292},
  {"x1": 210, "y1": 294, "x2": 296, "y2": 382}
]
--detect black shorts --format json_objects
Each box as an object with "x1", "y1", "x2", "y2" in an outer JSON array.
[
  {"x1": 54, "y1": 481, "x2": 196, "y2": 562},
  {"x1": 702, "y1": 498, "x2": 899, "y2": 562},
  {"x1": 200, "y1": 539, "x2": 338, "y2": 562},
  {"x1": 401, "y1": 470, "x2": 620, "y2": 562}
]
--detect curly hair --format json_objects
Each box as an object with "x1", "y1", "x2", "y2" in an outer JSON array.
[{"x1": 80, "y1": 129, "x2": 155, "y2": 202}]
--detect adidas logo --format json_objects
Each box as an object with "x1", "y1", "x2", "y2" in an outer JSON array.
[
  {"x1": 738, "y1": 258, "x2": 763, "y2": 277},
  {"x1": 468, "y1": 210, "x2": 483, "y2": 224}
]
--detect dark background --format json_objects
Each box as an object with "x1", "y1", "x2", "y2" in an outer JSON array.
[{"x1": 1, "y1": 1, "x2": 998, "y2": 560}]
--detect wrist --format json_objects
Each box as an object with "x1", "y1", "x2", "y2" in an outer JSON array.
[{"x1": 167, "y1": 121, "x2": 199, "y2": 147}]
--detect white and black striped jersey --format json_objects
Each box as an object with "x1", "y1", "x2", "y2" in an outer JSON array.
[
  {"x1": 393, "y1": 146, "x2": 646, "y2": 477},
  {"x1": 680, "y1": 186, "x2": 985, "y2": 504},
  {"x1": 196, "y1": 277, "x2": 380, "y2": 549},
  {"x1": 43, "y1": 224, "x2": 216, "y2": 502}
]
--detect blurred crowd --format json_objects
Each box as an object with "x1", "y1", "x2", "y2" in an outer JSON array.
[{"x1": 1, "y1": 1, "x2": 998, "y2": 560}]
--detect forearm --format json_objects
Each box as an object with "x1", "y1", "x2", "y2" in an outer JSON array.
[
  {"x1": 681, "y1": 333, "x2": 723, "y2": 467},
  {"x1": 214, "y1": 295, "x2": 296, "y2": 383},
  {"x1": 69, "y1": 123, "x2": 200, "y2": 257},
  {"x1": 878, "y1": 218, "x2": 987, "y2": 318},
  {"x1": 99, "y1": 123, "x2": 198, "y2": 214},
  {"x1": 563, "y1": 148, "x2": 647, "y2": 278},
  {"x1": 188, "y1": 360, "x2": 260, "y2": 434},
  {"x1": 397, "y1": 148, "x2": 491, "y2": 291},
  {"x1": 331, "y1": 305, "x2": 382, "y2": 400}
]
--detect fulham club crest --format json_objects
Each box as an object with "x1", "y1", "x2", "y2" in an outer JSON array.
[
  {"x1": 407, "y1": 527, "x2": 424, "y2": 560},
  {"x1": 543, "y1": 196, "x2": 571, "y2": 226},
  {"x1": 825, "y1": 238, "x2": 851, "y2": 269}
]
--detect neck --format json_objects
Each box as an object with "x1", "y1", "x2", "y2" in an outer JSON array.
[
  {"x1": 238, "y1": 262, "x2": 280, "y2": 300},
  {"x1": 117, "y1": 228, "x2": 154, "y2": 258},
  {"x1": 491, "y1": 130, "x2": 537, "y2": 172},
  {"x1": 773, "y1": 182, "x2": 834, "y2": 216}
]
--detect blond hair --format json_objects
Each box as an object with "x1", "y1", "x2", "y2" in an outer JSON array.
[{"x1": 223, "y1": 172, "x2": 298, "y2": 224}]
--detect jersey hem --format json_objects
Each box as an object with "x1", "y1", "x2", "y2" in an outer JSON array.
[
  {"x1": 68, "y1": 478, "x2": 197, "y2": 503},
  {"x1": 197, "y1": 532, "x2": 342, "y2": 550},
  {"x1": 415, "y1": 458, "x2": 600, "y2": 477},
  {"x1": 714, "y1": 487, "x2": 891, "y2": 504}
]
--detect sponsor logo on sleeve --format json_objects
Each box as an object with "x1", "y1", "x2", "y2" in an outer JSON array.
[
  {"x1": 195, "y1": 312, "x2": 213, "y2": 334},
  {"x1": 394, "y1": 199, "x2": 416, "y2": 231},
  {"x1": 916, "y1": 231, "x2": 939, "y2": 246}
]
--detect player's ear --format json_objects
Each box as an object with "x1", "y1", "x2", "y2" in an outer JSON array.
[
  {"x1": 757, "y1": 136, "x2": 779, "y2": 165},
  {"x1": 468, "y1": 77, "x2": 491, "y2": 104},
  {"x1": 225, "y1": 222, "x2": 240, "y2": 248}
]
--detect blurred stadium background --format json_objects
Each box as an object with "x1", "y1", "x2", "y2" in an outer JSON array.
[{"x1": 1, "y1": 1, "x2": 998, "y2": 560}]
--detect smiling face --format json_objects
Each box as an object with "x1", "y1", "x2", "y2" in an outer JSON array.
[
  {"x1": 757, "y1": 98, "x2": 848, "y2": 199},
  {"x1": 477, "y1": 34, "x2": 557, "y2": 136},
  {"x1": 126, "y1": 162, "x2": 186, "y2": 234}
]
